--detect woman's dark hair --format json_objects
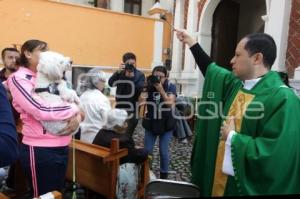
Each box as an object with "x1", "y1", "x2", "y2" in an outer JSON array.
[
  {"x1": 18, "y1": 39, "x2": 48, "y2": 67},
  {"x1": 244, "y1": 33, "x2": 277, "y2": 69},
  {"x1": 152, "y1": 65, "x2": 168, "y2": 77}
]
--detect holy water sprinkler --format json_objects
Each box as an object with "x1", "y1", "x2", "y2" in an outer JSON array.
[
  {"x1": 160, "y1": 13, "x2": 176, "y2": 30},
  {"x1": 160, "y1": 13, "x2": 200, "y2": 36}
]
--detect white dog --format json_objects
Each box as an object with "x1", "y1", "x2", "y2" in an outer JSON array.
[{"x1": 35, "y1": 51, "x2": 80, "y2": 135}]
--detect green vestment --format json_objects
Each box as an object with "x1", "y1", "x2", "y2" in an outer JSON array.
[{"x1": 191, "y1": 63, "x2": 300, "y2": 196}]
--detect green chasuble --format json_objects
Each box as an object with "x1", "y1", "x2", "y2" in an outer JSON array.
[{"x1": 191, "y1": 63, "x2": 300, "y2": 196}]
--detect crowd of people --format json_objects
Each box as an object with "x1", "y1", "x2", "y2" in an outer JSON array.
[
  {"x1": 0, "y1": 28, "x2": 300, "y2": 198},
  {"x1": 0, "y1": 41, "x2": 178, "y2": 198}
]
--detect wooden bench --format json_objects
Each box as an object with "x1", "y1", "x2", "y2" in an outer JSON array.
[
  {"x1": 0, "y1": 193, "x2": 10, "y2": 199},
  {"x1": 66, "y1": 138, "x2": 149, "y2": 199}
]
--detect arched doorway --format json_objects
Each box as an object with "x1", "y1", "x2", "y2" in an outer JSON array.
[{"x1": 210, "y1": 0, "x2": 266, "y2": 68}]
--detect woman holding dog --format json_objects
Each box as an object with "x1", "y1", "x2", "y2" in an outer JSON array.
[{"x1": 7, "y1": 40, "x2": 83, "y2": 197}]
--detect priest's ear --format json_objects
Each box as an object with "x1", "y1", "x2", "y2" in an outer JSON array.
[{"x1": 252, "y1": 52, "x2": 264, "y2": 66}]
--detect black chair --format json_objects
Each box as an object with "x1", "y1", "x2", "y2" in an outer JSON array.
[{"x1": 145, "y1": 179, "x2": 200, "y2": 198}]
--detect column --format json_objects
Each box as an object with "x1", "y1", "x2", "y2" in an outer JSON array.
[
  {"x1": 170, "y1": 0, "x2": 184, "y2": 79},
  {"x1": 180, "y1": 0, "x2": 199, "y2": 96},
  {"x1": 152, "y1": 21, "x2": 164, "y2": 68},
  {"x1": 264, "y1": 0, "x2": 292, "y2": 71},
  {"x1": 148, "y1": 2, "x2": 167, "y2": 68},
  {"x1": 110, "y1": 0, "x2": 124, "y2": 12}
]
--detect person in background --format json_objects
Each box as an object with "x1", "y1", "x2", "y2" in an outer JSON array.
[
  {"x1": 108, "y1": 52, "x2": 145, "y2": 136},
  {"x1": 0, "y1": 47, "x2": 20, "y2": 82},
  {"x1": 78, "y1": 68, "x2": 111, "y2": 143},
  {"x1": 0, "y1": 83, "x2": 18, "y2": 168},
  {"x1": 140, "y1": 66, "x2": 176, "y2": 179},
  {"x1": 93, "y1": 109, "x2": 148, "y2": 164},
  {"x1": 0, "y1": 47, "x2": 20, "y2": 121},
  {"x1": 0, "y1": 47, "x2": 20, "y2": 192},
  {"x1": 93, "y1": 109, "x2": 148, "y2": 199}
]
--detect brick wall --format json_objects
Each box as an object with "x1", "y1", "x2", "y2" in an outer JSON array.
[
  {"x1": 286, "y1": 0, "x2": 300, "y2": 76},
  {"x1": 181, "y1": 0, "x2": 189, "y2": 70},
  {"x1": 183, "y1": 0, "x2": 207, "y2": 29},
  {"x1": 184, "y1": 0, "x2": 189, "y2": 29},
  {"x1": 197, "y1": 0, "x2": 207, "y2": 29}
]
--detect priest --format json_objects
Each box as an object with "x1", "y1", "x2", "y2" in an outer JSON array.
[{"x1": 176, "y1": 30, "x2": 300, "y2": 196}]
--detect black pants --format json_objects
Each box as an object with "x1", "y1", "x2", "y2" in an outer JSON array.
[
  {"x1": 126, "y1": 112, "x2": 139, "y2": 136},
  {"x1": 19, "y1": 144, "x2": 68, "y2": 197}
]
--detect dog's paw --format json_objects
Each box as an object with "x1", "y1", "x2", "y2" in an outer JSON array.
[
  {"x1": 61, "y1": 89, "x2": 80, "y2": 104},
  {"x1": 58, "y1": 82, "x2": 80, "y2": 104}
]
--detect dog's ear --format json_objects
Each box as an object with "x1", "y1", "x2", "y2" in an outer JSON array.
[
  {"x1": 64, "y1": 57, "x2": 72, "y2": 71},
  {"x1": 38, "y1": 51, "x2": 64, "y2": 81}
]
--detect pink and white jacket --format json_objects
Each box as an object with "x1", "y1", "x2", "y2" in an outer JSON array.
[{"x1": 7, "y1": 67, "x2": 79, "y2": 147}]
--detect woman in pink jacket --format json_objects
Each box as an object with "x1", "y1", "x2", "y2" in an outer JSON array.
[{"x1": 7, "y1": 40, "x2": 83, "y2": 197}]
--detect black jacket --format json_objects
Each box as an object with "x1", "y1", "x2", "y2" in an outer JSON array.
[
  {"x1": 108, "y1": 68, "x2": 145, "y2": 111},
  {"x1": 92, "y1": 129, "x2": 148, "y2": 164},
  {"x1": 0, "y1": 83, "x2": 18, "y2": 167}
]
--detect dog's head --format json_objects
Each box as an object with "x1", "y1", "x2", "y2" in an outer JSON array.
[{"x1": 37, "y1": 51, "x2": 72, "y2": 81}]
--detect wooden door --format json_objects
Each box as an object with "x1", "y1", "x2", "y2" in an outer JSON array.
[{"x1": 211, "y1": 0, "x2": 240, "y2": 69}]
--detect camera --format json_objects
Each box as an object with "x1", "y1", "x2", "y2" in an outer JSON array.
[
  {"x1": 147, "y1": 75, "x2": 160, "y2": 85},
  {"x1": 145, "y1": 75, "x2": 161, "y2": 92},
  {"x1": 124, "y1": 63, "x2": 135, "y2": 72}
]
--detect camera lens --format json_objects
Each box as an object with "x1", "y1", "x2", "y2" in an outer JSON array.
[{"x1": 125, "y1": 63, "x2": 134, "y2": 72}]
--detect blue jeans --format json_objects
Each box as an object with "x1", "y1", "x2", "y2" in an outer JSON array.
[{"x1": 144, "y1": 130, "x2": 173, "y2": 173}]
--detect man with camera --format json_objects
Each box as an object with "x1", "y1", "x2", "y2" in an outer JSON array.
[
  {"x1": 108, "y1": 52, "x2": 145, "y2": 136},
  {"x1": 140, "y1": 66, "x2": 176, "y2": 179}
]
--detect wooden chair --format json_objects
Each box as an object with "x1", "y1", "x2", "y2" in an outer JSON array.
[
  {"x1": 66, "y1": 138, "x2": 149, "y2": 199},
  {"x1": 145, "y1": 179, "x2": 201, "y2": 198}
]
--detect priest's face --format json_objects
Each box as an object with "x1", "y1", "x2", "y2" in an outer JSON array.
[{"x1": 230, "y1": 38, "x2": 256, "y2": 80}]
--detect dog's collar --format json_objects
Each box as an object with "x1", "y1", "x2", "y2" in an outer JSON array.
[{"x1": 35, "y1": 83, "x2": 60, "y2": 95}]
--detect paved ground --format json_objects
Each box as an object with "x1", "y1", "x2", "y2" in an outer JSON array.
[
  {"x1": 133, "y1": 120, "x2": 194, "y2": 182},
  {"x1": 63, "y1": 119, "x2": 195, "y2": 198}
]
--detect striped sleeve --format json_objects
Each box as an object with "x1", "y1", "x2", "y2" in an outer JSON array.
[{"x1": 8, "y1": 75, "x2": 79, "y2": 121}]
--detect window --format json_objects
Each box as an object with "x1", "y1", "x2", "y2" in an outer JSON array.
[
  {"x1": 96, "y1": 0, "x2": 110, "y2": 9},
  {"x1": 124, "y1": 0, "x2": 142, "y2": 15}
]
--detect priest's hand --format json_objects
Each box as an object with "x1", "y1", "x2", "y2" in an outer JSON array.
[
  {"x1": 220, "y1": 118, "x2": 235, "y2": 141},
  {"x1": 176, "y1": 29, "x2": 197, "y2": 47}
]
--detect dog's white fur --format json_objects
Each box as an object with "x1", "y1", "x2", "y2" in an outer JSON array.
[{"x1": 35, "y1": 51, "x2": 79, "y2": 135}]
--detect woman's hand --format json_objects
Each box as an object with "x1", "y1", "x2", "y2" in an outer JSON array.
[
  {"x1": 153, "y1": 82, "x2": 164, "y2": 94},
  {"x1": 154, "y1": 82, "x2": 175, "y2": 108},
  {"x1": 176, "y1": 29, "x2": 197, "y2": 47},
  {"x1": 57, "y1": 111, "x2": 84, "y2": 136}
]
